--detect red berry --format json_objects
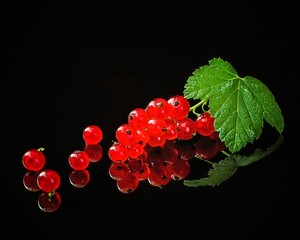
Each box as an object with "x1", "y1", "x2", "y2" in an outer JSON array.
[
  {"x1": 37, "y1": 169, "x2": 61, "y2": 193},
  {"x1": 145, "y1": 97, "x2": 170, "y2": 120},
  {"x1": 108, "y1": 142, "x2": 129, "y2": 163},
  {"x1": 167, "y1": 95, "x2": 190, "y2": 120},
  {"x1": 176, "y1": 117, "x2": 197, "y2": 140},
  {"x1": 128, "y1": 108, "x2": 150, "y2": 129},
  {"x1": 195, "y1": 112, "x2": 215, "y2": 136},
  {"x1": 68, "y1": 150, "x2": 90, "y2": 170},
  {"x1": 83, "y1": 125, "x2": 103, "y2": 145},
  {"x1": 22, "y1": 148, "x2": 46, "y2": 171},
  {"x1": 116, "y1": 124, "x2": 138, "y2": 146}
]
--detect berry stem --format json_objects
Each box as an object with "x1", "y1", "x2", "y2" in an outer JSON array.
[{"x1": 189, "y1": 99, "x2": 208, "y2": 116}]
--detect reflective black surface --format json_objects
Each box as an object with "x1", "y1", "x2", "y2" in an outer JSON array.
[{"x1": 4, "y1": 1, "x2": 298, "y2": 239}]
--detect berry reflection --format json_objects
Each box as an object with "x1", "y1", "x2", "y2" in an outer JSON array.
[
  {"x1": 38, "y1": 191, "x2": 61, "y2": 213},
  {"x1": 69, "y1": 169, "x2": 90, "y2": 188}
]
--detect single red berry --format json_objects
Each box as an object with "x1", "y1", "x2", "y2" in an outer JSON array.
[
  {"x1": 195, "y1": 112, "x2": 215, "y2": 136},
  {"x1": 167, "y1": 95, "x2": 190, "y2": 120},
  {"x1": 68, "y1": 150, "x2": 90, "y2": 170},
  {"x1": 108, "y1": 142, "x2": 129, "y2": 163},
  {"x1": 22, "y1": 148, "x2": 46, "y2": 171},
  {"x1": 128, "y1": 108, "x2": 150, "y2": 129},
  {"x1": 116, "y1": 123, "x2": 138, "y2": 146},
  {"x1": 37, "y1": 169, "x2": 61, "y2": 193},
  {"x1": 145, "y1": 97, "x2": 170, "y2": 120},
  {"x1": 176, "y1": 117, "x2": 197, "y2": 140},
  {"x1": 83, "y1": 125, "x2": 103, "y2": 145}
]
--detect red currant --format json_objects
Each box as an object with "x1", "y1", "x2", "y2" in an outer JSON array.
[
  {"x1": 108, "y1": 142, "x2": 129, "y2": 163},
  {"x1": 128, "y1": 108, "x2": 150, "y2": 129},
  {"x1": 176, "y1": 117, "x2": 197, "y2": 140},
  {"x1": 116, "y1": 123, "x2": 138, "y2": 146},
  {"x1": 145, "y1": 97, "x2": 170, "y2": 120},
  {"x1": 167, "y1": 95, "x2": 190, "y2": 120},
  {"x1": 37, "y1": 169, "x2": 61, "y2": 193},
  {"x1": 22, "y1": 148, "x2": 46, "y2": 171},
  {"x1": 68, "y1": 150, "x2": 90, "y2": 170},
  {"x1": 195, "y1": 112, "x2": 215, "y2": 136},
  {"x1": 83, "y1": 125, "x2": 103, "y2": 145}
]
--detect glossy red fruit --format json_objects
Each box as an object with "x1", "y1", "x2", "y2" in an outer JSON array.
[
  {"x1": 37, "y1": 169, "x2": 61, "y2": 193},
  {"x1": 108, "y1": 142, "x2": 129, "y2": 163},
  {"x1": 83, "y1": 125, "x2": 103, "y2": 145},
  {"x1": 167, "y1": 95, "x2": 190, "y2": 120},
  {"x1": 195, "y1": 112, "x2": 216, "y2": 136},
  {"x1": 128, "y1": 108, "x2": 150, "y2": 129},
  {"x1": 22, "y1": 148, "x2": 46, "y2": 171},
  {"x1": 68, "y1": 150, "x2": 90, "y2": 170}
]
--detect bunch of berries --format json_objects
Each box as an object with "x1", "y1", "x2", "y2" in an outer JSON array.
[
  {"x1": 108, "y1": 95, "x2": 226, "y2": 193},
  {"x1": 22, "y1": 125, "x2": 104, "y2": 212}
]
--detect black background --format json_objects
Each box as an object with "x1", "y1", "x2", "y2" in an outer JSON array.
[{"x1": 3, "y1": 1, "x2": 299, "y2": 239}]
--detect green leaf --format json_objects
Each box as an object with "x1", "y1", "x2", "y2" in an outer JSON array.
[
  {"x1": 183, "y1": 157, "x2": 238, "y2": 187},
  {"x1": 183, "y1": 57, "x2": 284, "y2": 153}
]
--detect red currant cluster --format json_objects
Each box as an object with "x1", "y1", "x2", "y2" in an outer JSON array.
[
  {"x1": 22, "y1": 125, "x2": 104, "y2": 212},
  {"x1": 22, "y1": 148, "x2": 62, "y2": 213},
  {"x1": 68, "y1": 125, "x2": 104, "y2": 187},
  {"x1": 108, "y1": 95, "x2": 226, "y2": 193}
]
